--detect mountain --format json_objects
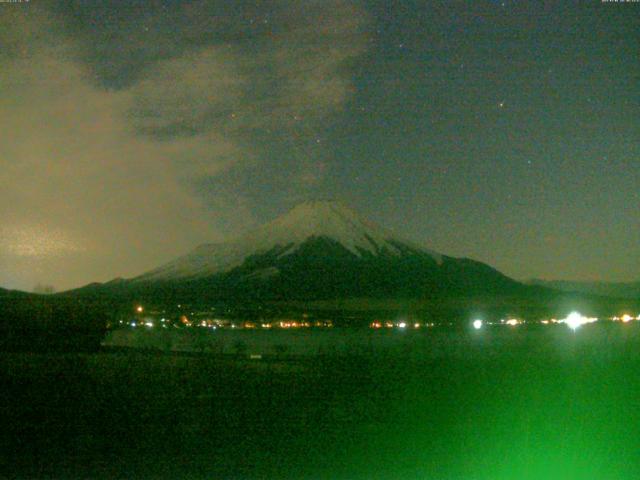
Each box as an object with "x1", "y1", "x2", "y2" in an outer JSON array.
[
  {"x1": 70, "y1": 200, "x2": 539, "y2": 303},
  {"x1": 527, "y1": 279, "x2": 640, "y2": 300},
  {"x1": 136, "y1": 200, "x2": 443, "y2": 282},
  {"x1": 0, "y1": 286, "x2": 108, "y2": 353},
  {"x1": 0, "y1": 287, "x2": 34, "y2": 299}
]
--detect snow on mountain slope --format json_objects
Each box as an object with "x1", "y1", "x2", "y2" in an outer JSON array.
[{"x1": 136, "y1": 201, "x2": 443, "y2": 281}]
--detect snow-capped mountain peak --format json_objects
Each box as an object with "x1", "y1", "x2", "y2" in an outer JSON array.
[
  {"x1": 136, "y1": 200, "x2": 442, "y2": 281},
  {"x1": 247, "y1": 200, "x2": 402, "y2": 256}
]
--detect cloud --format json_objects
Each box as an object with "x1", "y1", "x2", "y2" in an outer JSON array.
[
  {"x1": 0, "y1": 0, "x2": 370, "y2": 290},
  {"x1": 0, "y1": 225, "x2": 84, "y2": 258},
  {"x1": 127, "y1": 0, "x2": 369, "y2": 141},
  {"x1": 130, "y1": 47, "x2": 247, "y2": 140},
  {"x1": 0, "y1": 49, "x2": 227, "y2": 289}
]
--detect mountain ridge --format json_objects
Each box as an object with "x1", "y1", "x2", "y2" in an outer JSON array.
[
  {"x1": 47, "y1": 201, "x2": 640, "y2": 320},
  {"x1": 56, "y1": 200, "x2": 545, "y2": 304},
  {"x1": 527, "y1": 279, "x2": 640, "y2": 300},
  {"x1": 135, "y1": 200, "x2": 443, "y2": 282}
]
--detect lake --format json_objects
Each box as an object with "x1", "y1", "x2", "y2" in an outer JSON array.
[{"x1": 2, "y1": 322, "x2": 640, "y2": 479}]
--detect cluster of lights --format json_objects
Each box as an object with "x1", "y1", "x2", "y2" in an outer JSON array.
[
  {"x1": 611, "y1": 314, "x2": 640, "y2": 323},
  {"x1": 540, "y1": 319, "x2": 556, "y2": 325},
  {"x1": 195, "y1": 319, "x2": 333, "y2": 330},
  {"x1": 539, "y1": 318, "x2": 574, "y2": 325},
  {"x1": 127, "y1": 305, "x2": 640, "y2": 333},
  {"x1": 473, "y1": 314, "x2": 604, "y2": 330},
  {"x1": 125, "y1": 318, "x2": 334, "y2": 330},
  {"x1": 370, "y1": 321, "x2": 434, "y2": 330},
  {"x1": 276, "y1": 321, "x2": 309, "y2": 329}
]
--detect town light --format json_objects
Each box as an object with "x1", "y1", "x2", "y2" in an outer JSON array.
[
  {"x1": 473, "y1": 319, "x2": 483, "y2": 330},
  {"x1": 562, "y1": 311, "x2": 597, "y2": 330},
  {"x1": 564, "y1": 312, "x2": 583, "y2": 330}
]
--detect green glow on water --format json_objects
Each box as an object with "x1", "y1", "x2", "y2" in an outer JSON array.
[
  {"x1": 4, "y1": 324, "x2": 640, "y2": 479},
  {"x1": 323, "y1": 326, "x2": 640, "y2": 479}
]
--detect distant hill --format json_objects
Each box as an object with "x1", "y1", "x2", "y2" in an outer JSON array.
[
  {"x1": 0, "y1": 287, "x2": 33, "y2": 299},
  {"x1": 0, "y1": 290, "x2": 108, "y2": 352},
  {"x1": 527, "y1": 279, "x2": 640, "y2": 300}
]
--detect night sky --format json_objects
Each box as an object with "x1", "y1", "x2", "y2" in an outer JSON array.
[{"x1": 1, "y1": 0, "x2": 638, "y2": 291}]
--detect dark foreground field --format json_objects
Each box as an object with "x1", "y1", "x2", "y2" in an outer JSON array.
[{"x1": 2, "y1": 324, "x2": 640, "y2": 479}]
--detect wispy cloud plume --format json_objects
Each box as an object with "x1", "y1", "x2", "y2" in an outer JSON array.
[{"x1": 0, "y1": 0, "x2": 370, "y2": 290}]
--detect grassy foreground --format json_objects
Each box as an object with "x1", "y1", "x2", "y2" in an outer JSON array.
[{"x1": 2, "y1": 324, "x2": 640, "y2": 479}]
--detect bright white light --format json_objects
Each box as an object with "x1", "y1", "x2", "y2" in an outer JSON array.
[
  {"x1": 473, "y1": 319, "x2": 483, "y2": 330},
  {"x1": 505, "y1": 318, "x2": 519, "y2": 326},
  {"x1": 398, "y1": 322, "x2": 407, "y2": 329},
  {"x1": 621, "y1": 314, "x2": 633, "y2": 323},
  {"x1": 561, "y1": 311, "x2": 597, "y2": 330},
  {"x1": 145, "y1": 322, "x2": 154, "y2": 328},
  {"x1": 564, "y1": 312, "x2": 583, "y2": 330}
]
